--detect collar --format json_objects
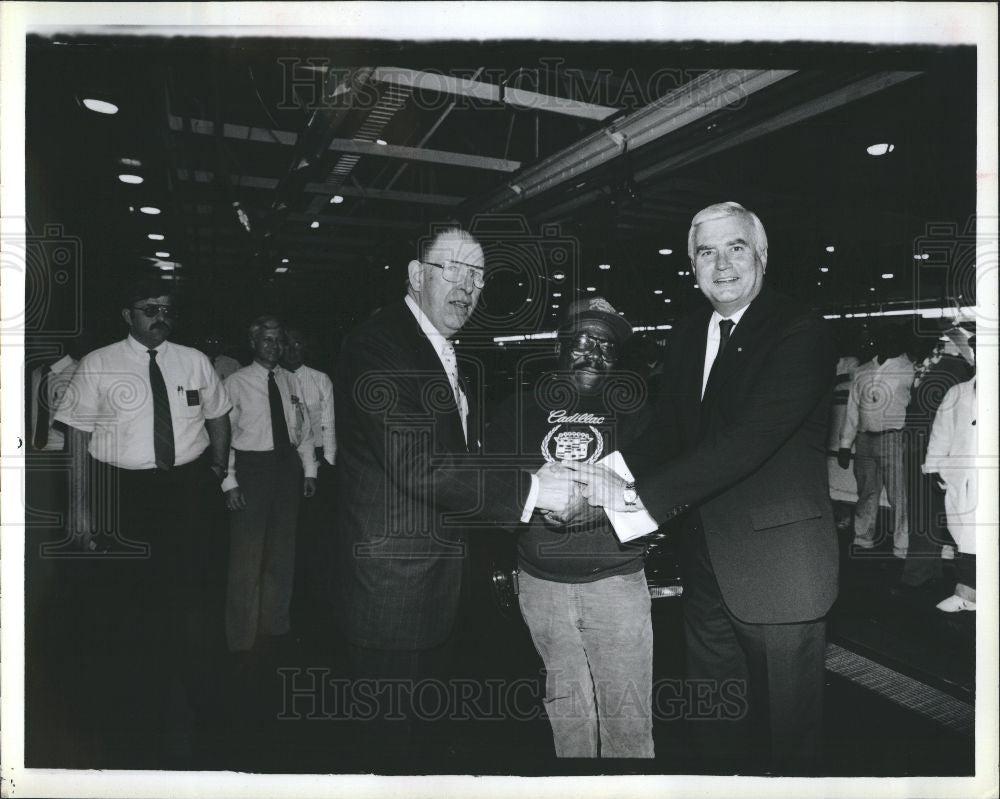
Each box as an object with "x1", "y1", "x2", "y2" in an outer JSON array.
[
  {"x1": 50, "y1": 354, "x2": 76, "y2": 374},
  {"x1": 709, "y1": 302, "x2": 751, "y2": 332},
  {"x1": 250, "y1": 360, "x2": 283, "y2": 377},
  {"x1": 405, "y1": 294, "x2": 452, "y2": 357},
  {"x1": 127, "y1": 334, "x2": 169, "y2": 357}
]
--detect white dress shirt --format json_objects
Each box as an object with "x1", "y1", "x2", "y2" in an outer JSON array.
[
  {"x1": 54, "y1": 335, "x2": 231, "y2": 469},
  {"x1": 31, "y1": 354, "x2": 79, "y2": 451},
  {"x1": 701, "y1": 305, "x2": 750, "y2": 399},
  {"x1": 404, "y1": 294, "x2": 468, "y2": 442},
  {"x1": 221, "y1": 361, "x2": 318, "y2": 491},
  {"x1": 839, "y1": 354, "x2": 915, "y2": 447},
  {"x1": 287, "y1": 363, "x2": 336, "y2": 465}
]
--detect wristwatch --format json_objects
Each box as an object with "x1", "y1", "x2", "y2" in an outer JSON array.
[{"x1": 623, "y1": 480, "x2": 638, "y2": 508}]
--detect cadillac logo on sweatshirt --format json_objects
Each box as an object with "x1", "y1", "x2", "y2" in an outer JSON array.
[{"x1": 540, "y1": 409, "x2": 606, "y2": 464}]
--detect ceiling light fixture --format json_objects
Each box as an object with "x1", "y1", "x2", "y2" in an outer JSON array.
[
  {"x1": 553, "y1": 292, "x2": 562, "y2": 298},
  {"x1": 147, "y1": 233, "x2": 164, "y2": 241},
  {"x1": 310, "y1": 221, "x2": 320, "y2": 229},
  {"x1": 330, "y1": 195, "x2": 344, "y2": 204},
  {"x1": 281, "y1": 258, "x2": 289, "y2": 264},
  {"x1": 881, "y1": 273, "x2": 894, "y2": 279},
  {"x1": 598, "y1": 263, "x2": 611, "y2": 271},
  {"x1": 663, "y1": 298, "x2": 671, "y2": 303},
  {"x1": 658, "y1": 248, "x2": 673, "y2": 255},
  {"x1": 275, "y1": 267, "x2": 289, "y2": 273},
  {"x1": 586, "y1": 286, "x2": 596, "y2": 292},
  {"x1": 384, "y1": 265, "x2": 390, "y2": 270},
  {"x1": 866, "y1": 143, "x2": 895, "y2": 156},
  {"x1": 525, "y1": 297, "x2": 533, "y2": 303},
  {"x1": 825, "y1": 245, "x2": 835, "y2": 253},
  {"x1": 375, "y1": 139, "x2": 388, "y2": 146},
  {"x1": 82, "y1": 98, "x2": 118, "y2": 115},
  {"x1": 118, "y1": 174, "x2": 143, "y2": 185},
  {"x1": 119, "y1": 157, "x2": 142, "y2": 167},
  {"x1": 139, "y1": 206, "x2": 160, "y2": 215},
  {"x1": 155, "y1": 251, "x2": 170, "y2": 258},
  {"x1": 552, "y1": 272, "x2": 565, "y2": 280},
  {"x1": 820, "y1": 267, "x2": 829, "y2": 273},
  {"x1": 653, "y1": 289, "x2": 663, "y2": 295}
]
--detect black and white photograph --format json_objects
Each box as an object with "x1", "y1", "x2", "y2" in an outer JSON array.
[{"x1": 1, "y1": 3, "x2": 997, "y2": 798}]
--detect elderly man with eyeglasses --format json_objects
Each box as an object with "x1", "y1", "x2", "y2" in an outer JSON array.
[
  {"x1": 332, "y1": 225, "x2": 578, "y2": 768},
  {"x1": 54, "y1": 279, "x2": 232, "y2": 767},
  {"x1": 486, "y1": 296, "x2": 656, "y2": 759}
]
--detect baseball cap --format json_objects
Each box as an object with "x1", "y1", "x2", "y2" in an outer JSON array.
[{"x1": 559, "y1": 296, "x2": 633, "y2": 343}]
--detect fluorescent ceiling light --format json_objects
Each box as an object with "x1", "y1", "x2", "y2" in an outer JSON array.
[
  {"x1": 653, "y1": 289, "x2": 663, "y2": 295},
  {"x1": 120, "y1": 157, "x2": 142, "y2": 167},
  {"x1": 825, "y1": 245, "x2": 835, "y2": 253},
  {"x1": 330, "y1": 195, "x2": 345, "y2": 204},
  {"x1": 310, "y1": 221, "x2": 320, "y2": 229},
  {"x1": 158, "y1": 264, "x2": 174, "y2": 271},
  {"x1": 275, "y1": 267, "x2": 289, "y2": 273},
  {"x1": 551, "y1": 304, "x2": 560, "y2": 309},
  {"x1": 881, "y1": 273, "x2": 894, "y2": 279},
  {"x1": 139, "y1": 206, "x2": 161, "y2": 215},
  {"x1": 663, "y1": 298, "x2": 671, "y2": 303},
  {"x1": 82, "y1": 98, "x2": 118, "y2": 115},
  {"x1": 525, "y1": 298, "x2": 533, "y2": 302},
  {"x1": 375, "y1": 139, "x2": 388, "y2": 146},
  {"x1": 658, "y1": 248, "x2": 673, "y2": 255},
  {"x1": 118, "y1": 174, "x2": 143, "y2": 184},
  {"x1": 586, "y1": 286, "x2": 596, "y2": 292},
  {"x1": 866, "y1": 143, "x2": 895, "y2": 156},
  {"x1": 281, "y1": 258, "x2": 289, "y2": 264},
  {"x1": 553, "y1": 292, "x2": 562, "y2": 298},
  {"x1": 820, "y1": 267, "x2": 829, "y2": 273},
  {"x1": 552, "y1": 272, "x2": 565, "y2": 280},
  {"x1": 147, "y1": 233, "x2": 164, "y2": 241},
  {"x1": 384, "y1": 265, "x2": 390, "y2": 270},
  {"x1": 155, "y1": 251, "x2": 170, "y2": 258},
  {"x1": 598, "y1": 263, "x2": 611, "y2": 271}
]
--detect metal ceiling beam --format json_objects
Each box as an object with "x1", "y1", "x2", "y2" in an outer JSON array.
[
  {"x1": 169, "y1": 114, "x2": 520, "y2": 172},
  {"x1": 523, "y1": 71, "x2": 922, "y2": 227},
  {"x1": 633, "y1": 71, "x2": 923, "y2": 185},
  {"x1": 175, "y1": 169, "x2": 463, "y2": 206},
  {"x1": 467, "y1": 69, "x2": 797, "y2": 214},
  {"x1": 369, "y1": 66, "x2": 619, "y2": 121}
]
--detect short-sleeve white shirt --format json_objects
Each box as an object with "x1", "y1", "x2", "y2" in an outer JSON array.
[{"x1": 54, "y1": 335, "x2": 231, "y2": 469}]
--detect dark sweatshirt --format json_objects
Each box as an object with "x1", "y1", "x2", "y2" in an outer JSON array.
[{"x1": 486, "y1": 374, "x2": 653, "y2": 582}]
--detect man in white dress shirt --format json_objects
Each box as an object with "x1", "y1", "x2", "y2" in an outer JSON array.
[
  {"x1": 54, "y1": 280, "x2": 232, "y2": 766},
  {"x1": 281, "y1": 326, "x2": 336, "y2": 633},
  {"x1": 222, "y1": 315, "x2": 317, "y2": 656}
]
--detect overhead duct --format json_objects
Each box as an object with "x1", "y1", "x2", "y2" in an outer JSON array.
[{"x1": 467, "y1": 69, "x2": 797, "y2": 215}]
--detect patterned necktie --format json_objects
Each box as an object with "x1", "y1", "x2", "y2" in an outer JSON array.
[
  {"x1": 148, "y1": 349, "x2": 175, "y2": 470},
  {"x1": 268, "y1": 370, "x2": 292, "y2": 451},
  {"x1": 441, "y1": 344, "x2": 468, "y2": 442},
  {"x1": 33, "y1": 364, "x2": 52, "y2": 450}
]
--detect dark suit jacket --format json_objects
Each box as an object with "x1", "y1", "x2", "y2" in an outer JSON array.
[
  {"x1": 333, "y1": 300, "x2": 531, "y2": 649},
  {"x1": 622, "y1": 286, "x2": 839, "y2": 624}
]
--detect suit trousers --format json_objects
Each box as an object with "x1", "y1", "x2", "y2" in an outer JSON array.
[
  {"x1": 853, "y1": 430, "x2": 909, "y2": 555},
  {"x1": 226, "y1": 448, "x2": 302, "y2": 652},
  {"x1": 681, "y1": 521, "x2": 827, "y2": 775}
]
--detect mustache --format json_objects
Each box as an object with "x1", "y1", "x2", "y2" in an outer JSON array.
[{"x1": 151, "y1": 322, "x2": 171, "y2": 330}]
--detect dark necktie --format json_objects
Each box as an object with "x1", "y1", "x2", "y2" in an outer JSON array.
[
  {"x1": 33, "y1": 364, "x2": 52, "y2": 450},
  {"x1": 716, "y1": 318, "x2": 735, "y2": 360},
  {"x1": 148, "y1": 349, "x2": 175, "y2": 470},
  {"x1": 268, "y1": 370, "x2": 292, "y2": 451},
  {"x1": 705, "y1": 319, "x2": 735, "y2": 399}
]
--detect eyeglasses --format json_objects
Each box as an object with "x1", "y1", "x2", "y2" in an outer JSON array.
[
  {"x1": 422, "y1": 260, "x2": 486, "y2": 289},
  {"x1": 132, "y1": 304, "x2": 179, "y2": 319},
  {"x1": 570, "y1": 332, "x2": 618, "y2": 359}
]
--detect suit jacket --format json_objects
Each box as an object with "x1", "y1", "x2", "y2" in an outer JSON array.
[
  {"x1": 333, "y1": 301, "x2": 531, "y2": 649},
  {"x1": 622, "y1": 286, "x2": 839, "y2": 624}
]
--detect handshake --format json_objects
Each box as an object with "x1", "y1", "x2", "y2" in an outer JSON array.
[{"x1": 532, "y1": 461, "x2": 639, "y2": 527}]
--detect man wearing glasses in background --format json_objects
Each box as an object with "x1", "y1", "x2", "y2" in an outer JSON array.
[
  {"x1": 333, "y1": 225, "x2": 577, "y2": 769},
  {"x1": 55, "y1": 280, "x2": 231, "y2": 767}
]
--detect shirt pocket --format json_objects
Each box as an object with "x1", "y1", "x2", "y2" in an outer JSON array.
[{"x1": 172, "y1": 384, "x2": 207, "y2": 419}]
